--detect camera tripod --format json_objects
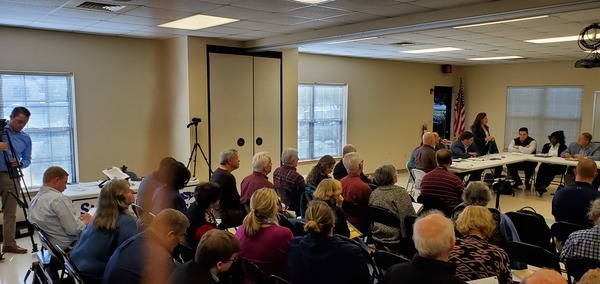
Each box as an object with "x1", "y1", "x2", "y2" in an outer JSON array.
[
  {"x1": 186, "y1": 118, "x2": 212, "y2": 178},
  {"x1": 0, "y1": 125, "x2": 37, "y2": 255}
]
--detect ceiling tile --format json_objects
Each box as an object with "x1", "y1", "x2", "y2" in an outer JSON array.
[
  {"x1": 49, "y1": 8, "x2": 118, "y2": 21},
  {"x1": 203, "y1": 5, "x2": 271, "y2": 20},
  {"x1": 145, "y1": 0, "x2": 222, "y2": 13},
  {"x1": 322, "y1": 0, "x2": 400, "y2": 12},
  {"x1": 0, "y1": 1, "x2": 56, "y2": 14},
  {"x1": 27, "y1": 21, "x2": 85, "y2": 31},
  {"x1": 200, "y1": 25, "x2": 254, "y2": 35},
  {"x1": 230, "y1": 0, "x2": 307, "y2": 13},
  {"x1": 364, "y1": 3, "x2": 431, "y2": 17},
  {"x1": 411, "y1": 0, "x2": 493, "y2": 10},
  {"x1": 223, "y1": 20, "x2": 280, "y2": 31},
  {"x1": 125, "y1": 6, "x2": 194, "y2": 20},
  {"x1": 252, "y1": 13, "x2": 312, "y2": 25},
  {"x1": 93, "y1": 21, "x2": 148, "y2": 31},
  {"x1": 324, "y1": 12, "x2": 384, "y2": 24},
  {"x1": 285, "y1": 5, "x2": 350, "y2": 20}
]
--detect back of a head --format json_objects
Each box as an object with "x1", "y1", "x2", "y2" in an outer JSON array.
[
  {"x1": 413, "y1": 211, "x2": 455, "y2": 259},
  {"x1": 314, "y1": 179, "x2": 342, "y2": 205},
  {"x1": 576, "y1": 158, "x2": 597, "y2": 180},
  {"x1": 587, "y1": 199, "x2": 600, "y2": 226},
  {"x1": 219, "y1": 149, "x2": 237, "y2": 165},
  {"x1": 462, "y1": 181, "x2": 491, "y2": 206},
  {"x1": 194, "y1": 182, "x2": 221, "y2": 210},
  {"x1": 342, "y1": 144, "x2": 357, "y2": 156},
  {"x1": 436, "y1": 149, "x2": 452, "y2": 166},
  {"x1": 306, "y1": 155, "x2": 335, "y2": 186},
  {"x1": 252, "y1": 151, "x2": 271, "y2": 172},
  {"x1": 94, "y1": 179, "x2": 131, "y2": 230},
  {"x1": 195, "y1": 229, "x2": 240, "y2": 269},
  {"x1": 342, "y1": 152, "x2": 361, "y2": 173},
  {"x1": 151, "y1": 208, "x2": 190, "y2": 236},
  {"x1": 455, "y1": 206, "x2": 495, "y2": 237},
  {"x1": 243, "y1": 188, "x2": 278, "y2": 237},
  {"x1": 422, "y1": 132, "x2": 435, "y2": 145},
  {"x1": 304, "y1": 200, "x2": 335, "y2": 237},
  {"x1": 43, "y1": 166, "x2": 68, "y2": 184},
  {"x1": 169, "y1": 162, "x2": 190, "y2": 190},
  {"x1": 579, "y1": 268, "x2": 600, "y2": 284},
  {"x1": 374, "y1": 164, "x2": 396, "y2": 186},
  {"x1": 281, "y1": 148, "x2": 298, "y2": 165},
  {"x1": 521, "y1": 268, "x2": 566, "y2": 284}
]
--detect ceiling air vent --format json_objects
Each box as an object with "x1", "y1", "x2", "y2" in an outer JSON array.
[
  {"x1": 77, "y1": 1, "x2": 126, "y2": 12},
  {"x1": 390, "y1": 42, "x2": 415, "y2": 47}
]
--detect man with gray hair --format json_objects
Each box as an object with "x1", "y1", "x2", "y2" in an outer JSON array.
[
  {"x1": 383, "y1": 212, "x2": 465, "y2": 284},
  {"x1": 103, "y1": 208, "x2": 189, "y2": 284},
  {"x1": 340, "y1": 152, "x2": 372, "y2": 233},
  {"x1": 239, "y1": 152, "x2": 274, "y2": 211},
  {"x1": 415, "y1": 132, "x2": 438, "y2": 173},
  {"x1": 273, "y1": 148, "x2": 306, "y2": 214},
  {"x1": 333, "y1": 144, "x2": 374, "y2": 183},
  {"x1": 210, "y1": 149, "x2": 245, "y2": 228}
]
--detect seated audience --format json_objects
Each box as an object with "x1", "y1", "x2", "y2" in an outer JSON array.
[
  {"x1": 406, "y1": 143, "x2": 421, "y2": 175},
  {"x1": 383, "y1": 211, "x2": 465, "y2": 284},
  {"x1": 506, "y1": 127, "x2": 537, "y2": 190},
  {"x1": 240, "y1": 152, "x2": 274, "y2": 212},
  {"x1": 136, "y1": 157, "x2": 176, "y2": 210},
  {"x1": 169, "y1": 229, "x2": 241, "y2": 284},
  {"x1": 340, "y1": 152, "x2": 372, "y2": 233},
  {"x1": 560, "y1": 199, "x2": 600, "y2": 262},
  {"x1": 552, "y1": 159, "x2": 600, "y2": 226},
  {"x1": 414, "y1": 132, "x2": 437, "y2": 173},
  {"x1": 103, "y1": 209, "x2": 189, "y2": 284},
  {"x1": 562, "y1": 132, "x2": 600, "y2": 188},
  {"x1": 450, "y1": 131, "x2": 482, "y2": 183},
  {"x1": 235, "y1": 188, "x2": 293, "y2": 279},
  {"x1": 453, "y1": 181, "x2": 520, "y2": 243},
  {"x1": 151, "y1": 161, "x2": 190, "y2": 214},
  {"x1": 534, "y1": 131, "x2": 567, "y2": 195},
  {"x1": 274, "y1": 148, "x2": 306, "y2": 214},
  {"x1": 521, "y1": 268, "x2": 567, "y2": 284},
  {"x1": 580, "y1": 269, "x2": 600, "y2": 284},
  {"x1": 28, "y1": 166, "x2": 92, "y2": 250},
  {"x1": 313, "y1": 179, "x2": 350, "y2": 237},
  {"x1": 71, "y1": 179, "x2": 138, "y2": 283},
  {"x1": 334, "y1": 144, "x2": 373, "y2": 183},
  {"x1": 419, "y1": 149, "x2": 465, "y2": 213},
  {"x1": 288, "y1": 200, "x2": 370, "y2": 284},
  {"x1": 306, "y1": 155, "x2": 336, "y2": 189},
  {"x1": 211, "y1": 148, "x2": 245, "y2": 229},
  {"x1": 185, "y1": 182, "x2": 220, "y2": 241},
  {"x1": 448, "y1": 206, "x2": 512, "y2": 284},
  {"x1": 369, "y1": 164, "x2": 416, "y2": 246}
]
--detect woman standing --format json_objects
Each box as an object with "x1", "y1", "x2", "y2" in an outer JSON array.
[{"x1": 471, "y1": 112, "x2": 502, "y2": 177}]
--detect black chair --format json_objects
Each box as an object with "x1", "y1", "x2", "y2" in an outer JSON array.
[
  {"x1": 566, "y1": 258, "x2": 600, "y2": 283},
  {"x1": 373, "y1": 250, "x2": 409, "y2": 277},
  {"x1": 550, "y1": 221, "x2": 588, "y2": 253},
  {"x1": 238, "y1": 258, "x2": 270, "y2": 284},
  {"x1": 505, "y1": 241, "x2": 561, "y2": 272},
  {"x1": 268, "y1": 274, "x2": 291, "y2": 284},
  {"x1": 506, "y1": 210, "x2": 555, "y2": 253},
  {"x1": 336, "y1": 234, "x2": 378, "y2": 283},
  {"x1": 416, "y1": 195, "x2": 451, "y2": 217},
  {"x1": 277, "y1": 214, "x2": 301, "y2": 236},
  {"x1": 370, "y1": 206, "x2": 401, "y2": 228},
  {"x1": 55, "y1": 244, "x2": 87, "y2": 284},
  {"x1": 33, "y1": 223, "x2": 67, "y2": 282},
  {"x1": 294, "y1": 220, "x2": 307, "y2": 236}
]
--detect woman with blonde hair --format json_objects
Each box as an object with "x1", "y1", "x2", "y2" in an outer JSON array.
[
  {"x1": 313, "y1": 179, "x2": 349, "y2": 237},
  {"x1": 235, "y1": 188, "x2": 293, "y2": 279},
  {"x1": 71, "y1": 179, "x2": 138, "y2": 283},
  {"x1": 449, "y1": 206, "x2": 512, "y2": 284},
  {"x1": 288, "y1": 200, "x2": 370, "y2": 284}
]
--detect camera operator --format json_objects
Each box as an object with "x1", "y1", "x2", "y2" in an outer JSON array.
[{"x1": 0, "y1": 107, "x2": 32, "y2": 254}]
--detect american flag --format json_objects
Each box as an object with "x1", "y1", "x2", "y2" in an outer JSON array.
[{"x1": 453, "y1": 78, "x2": 466, "y2": 137}]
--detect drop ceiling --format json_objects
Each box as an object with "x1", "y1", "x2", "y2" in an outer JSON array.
[{"x1": 0, "y1": 0, "x2": 599, "y2": 65}]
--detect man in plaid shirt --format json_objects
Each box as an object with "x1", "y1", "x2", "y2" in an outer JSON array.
[
  {"x1": 560, "y1": 198, "x2": 600, "y2": 261},
  {"x1": 273, "y1": 148, "x2": 306, "y2": 215}
]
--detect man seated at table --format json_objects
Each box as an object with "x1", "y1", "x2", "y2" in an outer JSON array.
[
  {"x1": 415, "y1": 132, "x2": 437, "y2": 173},
  {"x1": 450, "y1": 131, "x2": 483, "y2": 183},
  {"x1": 103, "y1": 209, "x2": 189, "y2": 284},
  {"x1": 506, "y1": 127, "x2": 537, "y2": 190},
  {"x1": 382, "y1": 212, "x2": 465, "y2": 284},
  {"x1": 433, "y1": 132, "x2": 449, "y2": 150},
  {"x1": 419, "y1": 149, "x2": 465, "y2": 213},
  {"x1": 562, "y1": 132, "x2": 600, "y2": 188},
  {"x1": 28, "y1": 166, "x2": 92, "y2": 251},
  {"x1": 552, "y1": 159, "x2": 600, "y2": 227}
]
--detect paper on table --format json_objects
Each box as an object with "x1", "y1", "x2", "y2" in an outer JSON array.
[
  {"x1": 466, "y1": 276, "x2": 498, "y2": 284},
  {"x1": 102, "y1": 166, "x2": 130, "y2": 180},
  {"x1": 412, "y1": 202, "x2": 423, "y2": 213}
]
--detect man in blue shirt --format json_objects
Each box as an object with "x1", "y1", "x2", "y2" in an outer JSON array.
[
  {"x1": 0, "y1": 107, "x2": 32, "y2": 254},
  {"x1": 553, "y1": 158, "x2": 600, "y2": 227}
]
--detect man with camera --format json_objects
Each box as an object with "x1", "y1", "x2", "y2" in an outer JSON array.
[{"x1": 0, "y1": 107, "x2": 32, "y2": 254}]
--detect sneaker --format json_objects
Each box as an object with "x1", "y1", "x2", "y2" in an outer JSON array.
[{"x1": 2, "y1": 245, "x2": 27, "y2": 254}]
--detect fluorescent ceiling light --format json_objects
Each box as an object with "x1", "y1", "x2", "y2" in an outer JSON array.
[
  {"x1": 524, "y1": 35, "x2": 579, "y2": 43},
  {"x1": 159, "y1": 14, "x2": 238, "y2": 30},
  {"x1": 326, "y1": 37, "x2": 378, "y2": 44},
  {"x1": 467, "y1": 56, "x2": 524, "y2": 61},
  {"x1": 293, "y1": 0, "x2": 332, "y2": 3},
  {"x1": 453, "y1": 15, "x2": 549, "y2": 29},
  {"x1": 401, "y1": 47, "x2": 463, "y2": 54}
]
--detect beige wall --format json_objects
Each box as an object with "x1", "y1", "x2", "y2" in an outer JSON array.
[
  {"x1": 296, "y1": 53, "x2": 459, "y2": 175},
  {"x1": 462, "y1": 62, "x2": 600, "y2": 149}
]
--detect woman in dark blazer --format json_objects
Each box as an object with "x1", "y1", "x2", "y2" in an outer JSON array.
[
  {"x1": 534, "y1": 130, "x2": 568, "y2": 195},
  {"x1": 471, "y1": 112, "x2": 502, "y2": 177}
]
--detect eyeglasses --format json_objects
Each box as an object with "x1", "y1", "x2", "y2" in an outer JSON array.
[{"x1": 226, "y1": 257, "x2": 237, "y2": 263}]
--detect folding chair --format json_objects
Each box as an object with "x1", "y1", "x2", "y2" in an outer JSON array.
[
  {"x1": 416, "y1": 195, "x2": 451, "y2": 217},
  {"x1": 405, "y1": 162, "x2": 415, "y2": 194},
  {"x1": 411, "y1": 169, "x2": 427, "y2": 197},
  {"x1": 505, "y1": 241, "x2": 561, "y2": 272},
  {"x1": 238, "y1": 258, "x2": 270, "y2": 284},
  {"x1": 268, "y1": 274, "x2": 291, "y2": 284},
  {"x1": 373, "y1": 250, "x2": 409, "y2": 277},
  {"x1": 550, "y1": 221, "x2": 588, "y2": 253},
  {"x1": 55, "y1": 244, "x2": 87, "y2": 284},
  {"x1": 566, "y1": 258, "x2": 600, "y2": 283},
  {"x1": 369, "y1": 206, "x2": 402, "y2": 251},
  {"x1": 336, "y1": 234, "x2": 379, "y2": 283},
  {"x1": 33, "y1": 223, "x2": 67, "y2": 283},
  {"x1": 506, "y1": 210, "x2": 555, "y2": 253}
]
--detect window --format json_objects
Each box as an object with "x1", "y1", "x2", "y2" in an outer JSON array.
[
  {"x1": 298, "y1": 83, "x2": 347, "y2": 160},
  {"x1": 0, "y1": 72, "x2": 76, "y2": 187},
  {"x1": 505, "y1": 86, "x2": 583, "y2": 148}
]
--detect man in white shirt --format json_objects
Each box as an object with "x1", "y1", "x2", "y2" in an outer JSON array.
[
  {"x1": 28, "y1": 166, "x2": 91, "y2": 250},
  {"x1": 507, "y1": 127, "x2": 537, "y2": 189}
]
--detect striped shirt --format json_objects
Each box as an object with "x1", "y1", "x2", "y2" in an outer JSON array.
[
  {"x1": 419, "y1": 167, "x2": 464, "y2": 211},
  {"x1": 560, "y1": 226, "x2": 600, "y2": 261}
]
